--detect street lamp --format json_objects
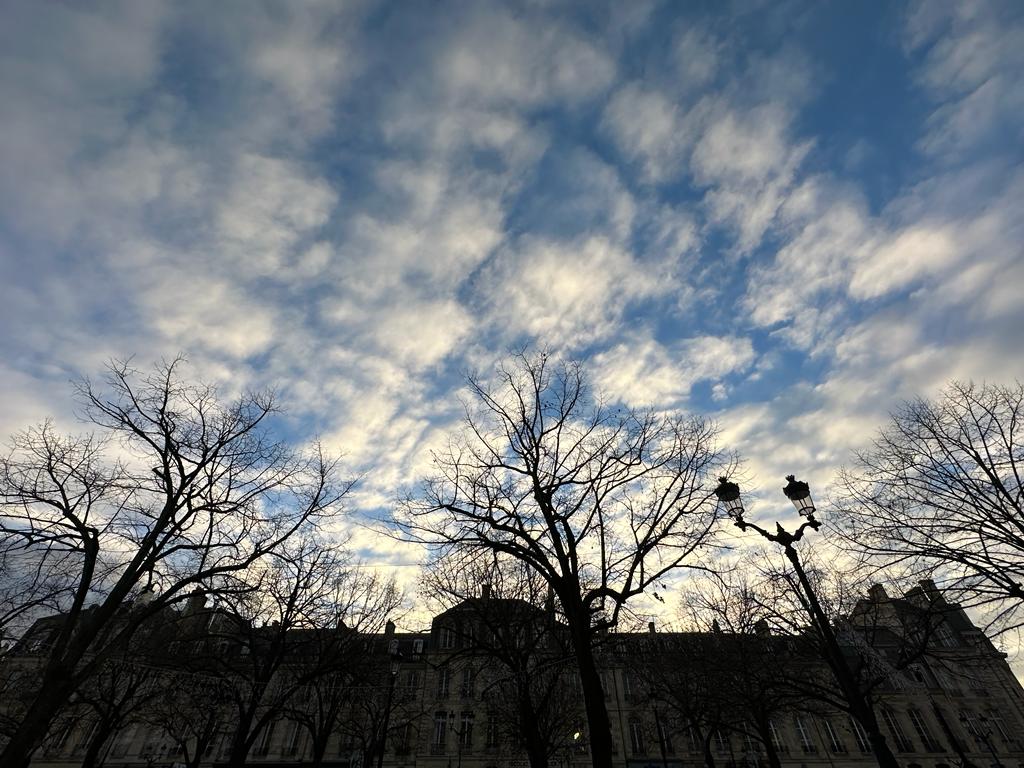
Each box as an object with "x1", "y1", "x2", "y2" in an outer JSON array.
[
  {"x1": 376, "y1": 648, "x2": 403, "y2": 768},
  {"x1": 447, "y1": 711, "x2": 471, "y2": 768},
  {"x1": 782, "y1": 475, "x2": 815, "y2": 517},
  {"x1": 959, "y1": 712, "x2": 1003, "y2": 768},
  {"x1": 562, "y1": 730, "x2": 583, "y2": 768},
  {"x1": 713, "y1": 476, "x2": 899, "y2": 768}
]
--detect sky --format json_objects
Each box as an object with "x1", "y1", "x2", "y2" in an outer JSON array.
[{"x1": 2, "y1": 0, "x2": 1024, "y2": 603}]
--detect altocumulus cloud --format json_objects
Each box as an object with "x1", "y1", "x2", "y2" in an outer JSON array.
[{"x1": 1, "y1": 0, "x2": 1023, "y2": 576}]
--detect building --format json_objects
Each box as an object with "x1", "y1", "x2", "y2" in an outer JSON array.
[{"x1": 4, "y1": 582, "x2": 1023, "y2": 768}]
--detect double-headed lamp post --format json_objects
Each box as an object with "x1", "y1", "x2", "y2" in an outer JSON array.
[
  {"x1": 714, "y1": 475, "x2": 902, "y2": 768},
  {"x1": 714, "y1": 476, "x2": 826, "y2": 630}
]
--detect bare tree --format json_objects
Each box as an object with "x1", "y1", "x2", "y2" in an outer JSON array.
[
  {"x1": 739, "y1": 548, "x2": 955, "y2": 768},
  {"x1": 836, "y1": 381, "x2": 1024, "y2": 634},
  {"x1": 421, "y1": 550, "x2": 579, "y2": 768},
  {"x1": 397, "y1": 351, "x2": 729, "y2": 768},
  {"x1": 142, "y1": 669, "x2": 228, "y2": 768},
  {"x1": 211, "y1": 538, "x2": 401, "y2": 768},
  {"x1": 0, "y1": 358, "x2": 348, "y2": 768},
  {"x1": 671, "y1": 572, "x2": 809, "y2": 768}
]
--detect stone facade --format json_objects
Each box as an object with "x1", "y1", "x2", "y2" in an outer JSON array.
[{"x1": 6, "y1": 583, "x2": 1024, "y2": 768}]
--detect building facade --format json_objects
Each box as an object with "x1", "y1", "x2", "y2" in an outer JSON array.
[{"x1": 4, "y1": 582, "x2": 1023, "y2": 768}]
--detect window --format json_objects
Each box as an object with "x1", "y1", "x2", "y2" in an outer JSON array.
[
  {"x1": 958, "y1": 710, "x2": 978, "y2": 738},
  {"x1": 396, "y1": 723, "x2": 413, "y2": 754},
  {"x1": 406, "y1": 670, "x2": 420, "y2": 691},
  {"x1": 713, "y1": 730, "x2": 729, "y2": 754},
  {"x1": 284, "y1": 721, "x2": 301, "y2": 756},
  {"x1": 413, "y1": 638, "x2": 424, "y2": 655},
  {"x1": 459, "y1": 712, "x2": 474, "y2": 747},
  {"x1": 687, "y1": 726, "x2": 701, "y2": 753},
  {"x1": 389, "y1": 638, "x2": 399, "y2": 655},
  {"x1": 742, "y1": 728, "x2": 760, "y2": 755},
  {"x1": 850, "y1": 717, "x2": 871, "y2": 753},
  {"x1": 460, "y1": 666, "x2": 474, "y2": 698},
  {"x1": 47, "y1": 721, "x2": 74, "y2": 755},
  {"x1": 486, "y1": 714, "x2": 501, "y2": 748},
  {"x1": 935, "y1": 625, "x2": 958, "y2": 648},
  {"x1": 256, "y1": 721, "x2": 276, "y2": 756},
  {"x1": 623, "y1": 670, "x2": 634, "y2": 696},
  {"x1": 630, "y1": 720, "x2": 646, "y2": 755},
  {"x1": 656, "y1": 718, "x2": 673, "y2": 754},
  {"x1": 440, "y1": 626, "x2": 455, "y2": 649},
  {"x1": 769, "y1": 720, "x2": 788, "y2": 753},
  {"x1": 987, "y1": 711, "x2": 1010, "y2": 742},
  {"x1": 794, "y1": 717, "x2": 816, "y2": 754},
  {"x1": 907, "y1": 709, "x2": 941, "y2": 751},
  {"x1": 881, "y1": 709, "x2": 914, "y2": 752},
  {"x1": 433, "y1": 712, "x2": 448, "y2": 749},
  {"x1": 437, "y1": 666, "x2": 450, "y2": 698},
  {"x1": 821, "y1": 719, "x2": 847, "y2": 753}
]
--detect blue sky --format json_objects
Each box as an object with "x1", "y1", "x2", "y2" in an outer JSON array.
[{"x1": 2, "y1": 0, "x2": 1023, "y2": 575}]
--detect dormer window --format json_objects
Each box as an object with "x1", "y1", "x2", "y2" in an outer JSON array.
[{"x1": 440, "y1": 626, "x2": 455, "y2": 649}]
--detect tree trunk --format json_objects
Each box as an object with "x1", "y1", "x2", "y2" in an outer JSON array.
[
  {"x1": 850, "y1": 706, "x2": 900, "y2": 768},
  {"x1": 80, "y1": 722, "x2": 115, "y2": 768},
  {"x1": 310, "y1": 727, "x2": 330, "y2": 768},
  {"x1": 517, "y1": 694, "x2": 550, "y2": 768},
  {"x1": 702, "y1": 732, "x2": 717, "y2": 768},
  {"x1": 866, "y1": 728, "x2": 901, "y2": 768},
  {"x1": 0, "y1": 663, "x2": 79, "y2": 768},
  {"x1": 568, "y1": 619, "x2": 614, "y2": 768},
  {"x1": 755, "y1": 719, "x2": 782, "y2": 768},
  {"x1": 226, "y1": 709, "x2": 259, "y2": 768}
]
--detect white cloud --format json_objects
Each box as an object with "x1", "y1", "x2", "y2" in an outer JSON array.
[
  {"x1": 693, "y1": 105, "x2": 812, "y2": 251},
  {"x1": 594, "y1": 333, "x2": 756, "y2": 408},
  {"x1": 482, "y1": 236, "x2": 667, "y2": 349},
  {"x1": 601, "y1": 83, "x2": 697, "y2": 183},
  {"x1": 438, "y1": 6, "x2": 616, "y2": 109},
  {"x1": 217, "y1": 153, "x2": 337, "y2": 276},
  {"x1": 907, "y1": 1, "x2": 1024, "y2": 157},
  {"x1": 849, "y1": 226, "x2": 959, "y2": 300}
]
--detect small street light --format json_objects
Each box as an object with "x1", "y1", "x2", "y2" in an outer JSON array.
[
  {"x1": 714, "y1": 477, "x2": 744, "y2": 519},
  {"x1": 782, "y1": 474, "x2": 815, "y2": 517},
  {"x1": 959, "y1": 712, "x2": 1003, "y2": 768}
]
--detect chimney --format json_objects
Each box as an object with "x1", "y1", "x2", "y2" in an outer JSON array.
[
  {"x1": 868, "y1": 584, "x2": 889, "y2": 602},
  {"x1": 385, "y1": 619, "x2": 396, "y2": 640},
  {"x1": 754, "y1": 619, "x2": 771, "y2": 637},
  {"x1": 186, "y1": 588, "x2": 206, "y2": 614},
  {"x1": 481, "y1": 583, "x2": 491, "y2": 600},
  {"x1": 648, "y1": 621, "x2": 656, "y2": 634},
  {"x1": 918, "y1": 579, "x2": 941, "y2": 598}
]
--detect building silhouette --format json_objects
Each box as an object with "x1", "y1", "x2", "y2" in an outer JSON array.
[{"x1": 3, "y1": 581, "x2": 1023, "y2": 768}]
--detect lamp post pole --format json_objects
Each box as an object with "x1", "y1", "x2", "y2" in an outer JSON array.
[
  {"x1": 714, "y1": 476, "x2": 901, "y2": 768},
  {"x1": 376, "y1": 651, "x2": 403, "y2": 768},
  {"x1": 447, "y1": 711, "x2": 468, "y2": 768}
]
